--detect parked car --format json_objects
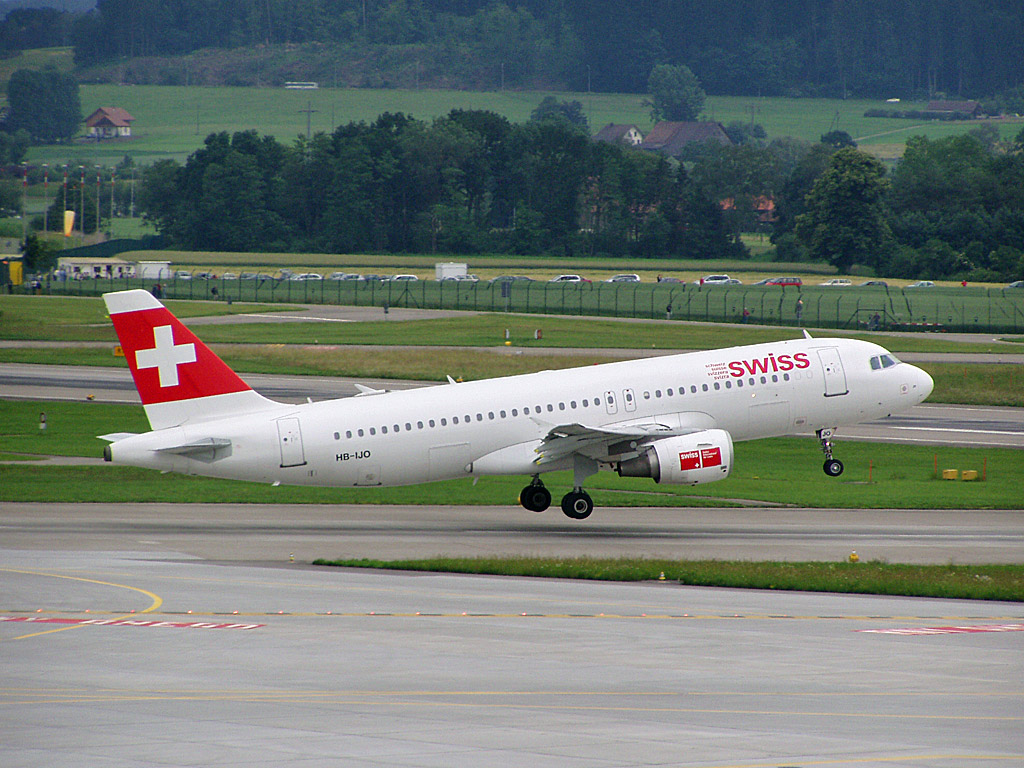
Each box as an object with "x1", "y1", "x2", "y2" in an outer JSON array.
[
  {"x1": 906, "y1": 280, "x2": 935, "y2": 288},
  {"x1": 174, "y1": 270, "x2": 191, "y2": 280},
  {"x1": 858, "y1": 280, "x2": 888, "y2": 287},
  {"x1": 549, "y1": 274, "x2": 590, "y2": 283},
  {"x1": 656, "y1": 276, "x2": 683, "y2": 283},
  {"x1": 221, "y1": 272, "x2": 238, "y2": 280},
  {"x1": 1007, "y1": 281, "x2": 1023, "y2": 288},
  {"x1": 604, "y1": 273, "x2": 641, "y2": 283},
  {"x1": 489, "y1": 275, "x2": 534, "y2": 284},
  {"x1": 361, "y1": 274, "x2": 386, "y2": 282},
  {"x1": 328, "y1": 272, "x2": 361, "y2": 280},
  {"x1": 819, "y1": 278, "x2": 851, "y2": 286},
  {"x1": 289, "y1": 272, "x2": 323, "y2": 281},
  {"x1": 723, "y1": 278, "x2": 743, "y2": 285},
  {"x1": 239, "y1": 272, "x2": 258, "y2": 280},
  {"x1": 753, "y1": 276, "x2": 803, "y2": 286},
  {"x1": 388, "y1": 274, "x2": 419, "y2": 281},
  {"x1": 194, "y1": 271, "x2": 215, "y2": 280},
  {"x1": 697, "y1": 274, "x2": 732, "y2": 284}
]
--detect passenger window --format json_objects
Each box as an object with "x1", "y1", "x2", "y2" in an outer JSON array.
[
  {"x1": 500, "y1": 410, "x2": 506, "y2": 418},
  {"x1": 558, "y1": 402, "x2": 565, "y2": 411},
  {"x1": 429, "y1": 419, "x2": 435, "y2": 428},
  {"x1": 760, "y1": 376, "x2": 767, "y2": 384},
  {"x1": 748, "y1": 378, "x2": 754, "y2": 386},
  {"x1": 512, "y1": 409, "x2": 518, "y2": 416},
  {"x1": 334, "y1": 432, "x2": 340, "y2": 440},
  {"x1": 417, "y1": 421, "x2": 423, "y2": 429},
  {"x1": 725, "y1": 381, "x2": 731, "y2": 389},
  {"x1": 465, "y1": 414, "x2": 471, "y2": 422},
  {"x1": 702, "y1": 384, "x2": 708, "y2": 392},
  {"x1": 582, "y1": 399, "x2": 589, "y2": 407},
  {"x1": 655, "y1": 390, "x2": 662, "y2": 397},
  {"x1": 440, "y1": 418, "x2": 447, "y2": 426},
  {"x1": 547, "y1": 404, "x2": 553, "y2": 412},
  {"x1": 345, "y1": 430, "x2": 352, "y2": 438},
  {"x1": 772, "y1": 375, "x2": 779, "y2": 382},
  {"x1": 358, "y1": 428, "x2": 364, "y2": 437},
  {"x1": 736, "y1": 379, "x2": 743, "y2": 387},
  {"x1": 394, "y1": 424, "x2": 400, "y2": 432},
  {"x1": 667, "y1": 388, "x2": 673, "y2": 396},
  {"x1": 643, "y1": 391, "x2": 650, "y2": 399},
  {"x1": 570, "y1": 401, "x2": 577, "y2": 409},
  {"x1": 369, "y1": 427, "x2": 376, "y2": 435},
  {"x1": 690, "y1": 385, "x2": 697, "y2": 393},
  {"x1": 382, "y1": 426, "x2": 388, "y2": 434},
  {"x1": 405, "y1": 423, "x2": 412, "y2": 431},
  {"x1": 783, "y1": 373, "x2": 790, "y2": 381},
  {"x1": 453, "y1": 417, "x2": 459, "y2": 424},
  {"x1": 476, "y1": 413, "x2": 482, "y2": 421}
]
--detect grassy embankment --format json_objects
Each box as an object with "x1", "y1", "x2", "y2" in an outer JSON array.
[
  {"x1": 1, "y1": 399, "x2": 1019, "y2": 509},
  {"x1": 313, "y1": 557, "x2": 1024, "y2": 602}
]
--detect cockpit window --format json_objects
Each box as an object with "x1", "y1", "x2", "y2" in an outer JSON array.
[{"x1": 870, "y1": 353, "x2": 901, "y2": 370}]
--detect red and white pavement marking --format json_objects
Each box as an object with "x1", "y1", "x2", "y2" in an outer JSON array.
[
  {"x1": 0, "y1": 616, "x2": 263, "y2": 630},
  {"x1": 858, "y1": 623, "x2": 1024, "y2": 635}
]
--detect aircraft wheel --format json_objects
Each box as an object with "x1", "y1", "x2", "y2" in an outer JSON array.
[
  {"x1": 823, "y1": 459, "x2": 844, "y2": 477},
  {"x1": 560, "y1": 490, "x2": 594, "y2": 520},
  {"x1": 519, "y1": 484, "x2": 551, "y2": 513}
]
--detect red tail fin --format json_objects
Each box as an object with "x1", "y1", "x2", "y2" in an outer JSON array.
[{"x1": 104, "y1": 290, "x2": 275, "y2": 429}]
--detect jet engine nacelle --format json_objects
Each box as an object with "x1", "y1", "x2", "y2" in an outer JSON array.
[{"x1": 616, "y1": 429, "x2": 733, "y2": 485}]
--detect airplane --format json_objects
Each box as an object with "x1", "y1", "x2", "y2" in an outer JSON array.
[{"x1": 100, "y1": 289, "x2": 934, "y2": 520}]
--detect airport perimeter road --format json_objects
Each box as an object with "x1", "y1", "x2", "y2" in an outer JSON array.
[
  {"x1": 2, "y1": 362, "x2": 1023, "y2": 448},
  {"x1": 1, "y1": 546, "x2": 1021, "y2": 768},
  {"x1": 3, "y1": 503, "x2": 1023, "y2": 564}
]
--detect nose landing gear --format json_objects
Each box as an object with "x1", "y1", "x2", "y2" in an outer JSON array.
[{"x1": 818, "y1": 428, "x2": 844, "y2": 476}]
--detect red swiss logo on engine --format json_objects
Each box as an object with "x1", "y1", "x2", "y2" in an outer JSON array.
[{"x1": 679, "y1": 446, "x2": 722, "y2": 471}]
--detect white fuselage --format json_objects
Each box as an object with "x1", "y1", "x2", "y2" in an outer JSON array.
[{"x1": 107, "y1": 337, "x2": 933, "y2": 487}]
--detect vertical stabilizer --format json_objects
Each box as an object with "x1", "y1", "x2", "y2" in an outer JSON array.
[{"x1": 104, "y1": 290, "x2": 278, "y2": 429}]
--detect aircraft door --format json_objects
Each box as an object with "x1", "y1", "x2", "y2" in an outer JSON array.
[
  {"x1": 622, "y1": 388, "x2": 637, "y2": 412},
  {"x1": 276, "y1": 418, "x2": 306, "y2": 467},
  {"x1": 817, "y1": 347, "x2": 849, "y2": 397},
  {"x1": 604, "y1": 390, "x2": 618, "y2": 415}
]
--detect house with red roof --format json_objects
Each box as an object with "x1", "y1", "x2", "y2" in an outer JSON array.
[{"x1": 84, "y1": 107, "x2": 135, "y2": 139}]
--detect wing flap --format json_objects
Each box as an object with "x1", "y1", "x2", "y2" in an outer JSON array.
[{"x1": 533, "y1": 421, "x2": 702, "y2": 465}]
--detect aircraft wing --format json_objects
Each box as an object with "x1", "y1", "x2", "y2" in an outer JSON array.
[{"x1": 532, "y1": 421, "x2": 702, "y2": 466}]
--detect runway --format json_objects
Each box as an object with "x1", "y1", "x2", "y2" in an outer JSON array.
[
  {"x1": 3, "y1": 362, "x2": 1024, "y2": 448},
  {"x1": 2, "y1": 540, "x2": 1022, "y2": 768}
]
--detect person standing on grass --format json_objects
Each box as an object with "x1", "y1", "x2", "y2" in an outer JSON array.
[{"x1": 795, "y1": 298, "x2": 803, "y2": 325}]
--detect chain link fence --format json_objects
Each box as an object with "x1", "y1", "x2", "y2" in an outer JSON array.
[{"x1": 42, "y1": 275, "x2": 1024, "y2": 334}]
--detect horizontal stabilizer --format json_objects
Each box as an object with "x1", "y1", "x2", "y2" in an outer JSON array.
[
  {"x1": 98, "y1": 432, "x2": 138, "y2": 443},
  {"x1": 155, "y1": 437, "x2": 232, "y2": 463}
]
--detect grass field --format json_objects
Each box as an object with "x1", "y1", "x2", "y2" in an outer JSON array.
[
  {"x1": 314, "y1": 558, "x2": 1024, "y2": 602},
  {"x1": 43, "y1": 274, "x2": 1024, "y2": 334},
  {"x1": 3, "y1": 294, "x2": 1022, "y2": 355},
  {"x1": 24, "y1": 84, "x2": 1024, "y2": 167},
  {"x1": 1, "y1": 400, "x2": 1020, "y2": 509}
]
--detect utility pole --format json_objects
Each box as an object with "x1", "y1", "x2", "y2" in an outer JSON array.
[
  {"x1": 42, "y1": 165, "x2": 48, "y2": 233},
  {"x1": 78, "y1": 166, "x2": 84, "y2": 240},
  {"x1": 95, "y1": 166, "x2": 102, "y2": 237},
  {"x1": 20, "y1": 163, "x2": 27, "y2": 244},
  {"x1": 299, "y1": 100, "x2": 318, "y2": 140}
]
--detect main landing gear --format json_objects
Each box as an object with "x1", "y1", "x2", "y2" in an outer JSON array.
[
  {"x1": 519, "y1": 477, "x2": 551, "y2": 513},
  {"x1": 518, "y1": 465, "x2": 596, "y2": 521},
  {"x1": 818, "y1": 427, "x2": 844, "y2": 477}
]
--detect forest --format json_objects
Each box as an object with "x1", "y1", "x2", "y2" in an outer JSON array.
[
  {"x1": 67, "y1": 110, "x2": 1020, "y2": 282},
  {"x1": 8, "y1": 0, "x2": 1024, "y2": 100}
]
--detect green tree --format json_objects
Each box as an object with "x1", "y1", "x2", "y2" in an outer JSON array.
[
  {"x1": 529, "y1": 96, "x2": 588, "y2": 131},
  {"x1": 645, "y1": 64, "x2": 705, "y2": 122},
  {"x1": 5, "y1": 69, "x2": 81, "y2": 143},
  {"x1": 795, "y1": 148, "x2": 889, "y2": 274}
]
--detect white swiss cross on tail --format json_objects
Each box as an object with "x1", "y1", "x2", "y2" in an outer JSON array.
[
  {"x1": 134, "y1": 325, "x2": 196, "y2": 387},
  {"x1": 104, "y1": 289, "x2": 273, "y2": 431}
]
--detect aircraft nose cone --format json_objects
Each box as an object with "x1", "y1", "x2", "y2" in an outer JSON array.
[{"x1": 914, "y1": 365, "x2": 934, "y2": 401}]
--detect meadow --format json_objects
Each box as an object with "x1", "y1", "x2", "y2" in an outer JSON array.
[{"x1": 24, "y1": 83, "x2": 1024, "y2": 167}]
